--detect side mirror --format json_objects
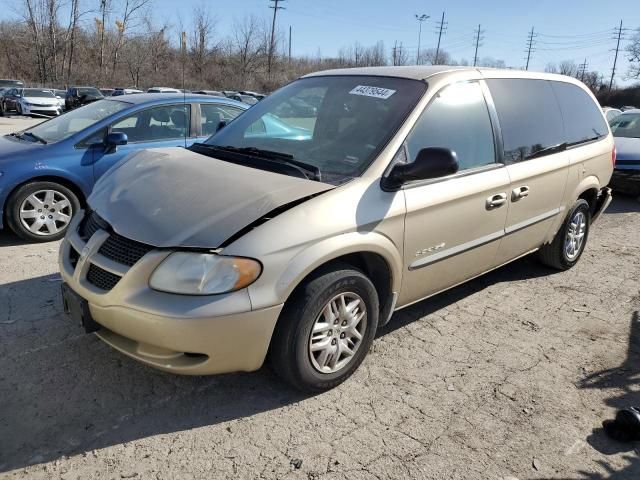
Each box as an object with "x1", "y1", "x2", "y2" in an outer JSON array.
[
  {"x1": 104, "y1": 132, "x2": 127, "y2": 153},
  {"x1": 384, "y1": 147, "x2": 459, "y2": 189}
]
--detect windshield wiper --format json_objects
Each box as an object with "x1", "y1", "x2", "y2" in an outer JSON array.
[
  {"x1": 190, "y1": 143, "x2": 321, "y2": 181},
  {"x1": 526, "y1": 142, "x2": 567, "y2": 160},
  {"x1": 21, "y1": 131, "x2": 47, "y2": 144},
  {"x1": 221, "y1": 146, "x2": 321, "y2": 181}
]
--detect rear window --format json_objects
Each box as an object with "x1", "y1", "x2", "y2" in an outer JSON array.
[
  {"x1": 486, "y1": 79, "x2": 564, "y2": 163},
  {"x1": 551, "y1": 82, "x2": 608, "y2": 146}
]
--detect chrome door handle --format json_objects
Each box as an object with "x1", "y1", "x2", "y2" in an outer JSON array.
[
  {"x1": 512, "y1": 185, "x2": 530, "y2": 200},
  {"x1": 486, "y1": 193, "x2": 507, "y2": 209}
]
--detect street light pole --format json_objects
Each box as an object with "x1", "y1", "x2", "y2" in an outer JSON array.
[{"x1": 415, "y1": 14, "x2": 429, "y2": 65}]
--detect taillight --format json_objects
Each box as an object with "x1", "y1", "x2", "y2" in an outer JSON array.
[{"x1": 612, "y1": 146, "x2": 617, "y2": 166}]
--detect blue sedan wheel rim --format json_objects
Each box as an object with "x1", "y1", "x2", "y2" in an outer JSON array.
[{"x1": 19, "y1": 189, "x2": 73, "y2": 236}]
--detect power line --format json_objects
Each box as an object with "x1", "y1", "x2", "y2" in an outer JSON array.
[
  {"x1": 434, "y1": 11, "x2": 447, "y2": 64},
  {"x1": 473, "y1": 24, "x2": 484, "y2": 66},
  {"x1": 609, "y1": 19, "x2": 623, "y2": 91},
  {"x1": 524, "y1": 26, "x2": 537, "y2": 70},
  {"x1": 268, "y1": 0, "x2": 285, "y2": 80}
]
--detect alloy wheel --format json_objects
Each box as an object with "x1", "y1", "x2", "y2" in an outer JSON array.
[
  {"x1": 19, "y1": 189, "x2": 73, "y2": 236},
  {"x1": 308, "y1": 292, "x2": 368, "y2": 374},
  {"x1": 565, "y1": 210, "x2": 587, "y2": 260}
]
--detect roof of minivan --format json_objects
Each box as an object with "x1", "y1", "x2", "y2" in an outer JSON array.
[{"x1": 302, "y1": 65, "x2": 580, "y2": 84}]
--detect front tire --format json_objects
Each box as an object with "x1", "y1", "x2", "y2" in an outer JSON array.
[
  {"x1": 269, "y1": 265, "x2": 379, "y2": 393},
  {"x1": 6, "y1": 181, "x2": 80, "y2": 242},
  {"x1": 538, "y1": 199, "x2": 590, "y2": 270}
]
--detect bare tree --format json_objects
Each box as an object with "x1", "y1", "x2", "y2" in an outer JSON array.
[
  {"x1": 627, "y1": 28, "x2": 640, "y2": 79},
  {"x1": 111, "y1": 0, "x2": 152, "y2": 81},
  {"x1": 190, "y1": 4, "x2": 216, "y2": 81},
  {"x1": 232, "y1": 15, "x2": 265, "y2": 79}
]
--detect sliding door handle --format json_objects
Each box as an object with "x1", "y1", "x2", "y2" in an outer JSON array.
[{"x1": 512, "y1": 185, "x2": 530, "y2": 200}]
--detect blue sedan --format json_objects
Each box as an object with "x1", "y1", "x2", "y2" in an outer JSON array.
[{"x1": 0, "y1": 94, "x2": 248, "y2": 241}]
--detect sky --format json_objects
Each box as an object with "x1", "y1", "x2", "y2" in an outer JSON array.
[{"x1": 4, "y1": 0, "x2": 640, "y2": 85}]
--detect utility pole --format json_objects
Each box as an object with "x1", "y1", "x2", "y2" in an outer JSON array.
[
  {"x1": 268, "y1": 0, "x2": 285, "y2": 80},
  {"x1": 392, "y1": 41, "x2": 397, "y2": 66},
  {"x1": 473, "y1": 24, "x2": 484, "y2": 67},
  {"x1": 288, "y1": 25, "x2": 292, "y2": 65},
  {"x1": 578, "y1": 58, "x2": 588, "y2": 81},
  {"x1": 524, "y1": 26, "x2": 536, "y2": 70},
  {"x1": 609, "y1": 20, "x2": 623, "y2": 91},
  {"x1": 434, "y1": 11, "x2": 447, "y2": 65},
  {"x1": 414, "y1": 14, "x2": 429, "y2": 65}
]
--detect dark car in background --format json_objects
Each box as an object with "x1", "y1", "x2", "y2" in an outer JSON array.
[
  {"x1": 65, "y1": 86, "x2": 104, "y2": 110},
  {"x1": 193, "y1": 90, "x2": 225, "y2": 97},
  {"x1": 610, "y1": 109, "x2": 640, "y2": 195},
  {"x1": 0, "y1": 79, "x2": 24, "y2": 89},
  {"x1": 229, "y1": 93, "x2": 259, "y2": 105}
]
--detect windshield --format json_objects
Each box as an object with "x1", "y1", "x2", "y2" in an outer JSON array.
[
  {"x1": 24, "y1": 99, "x2": 129, "y2": 143},
  {"x1": 77, "y1": 88, "x2": 102, "y2": 97},
  {"x1": 23, "y1": 89, "x2": 55, "y2": 98},
  {"x1": 610, "y1": 113, "x2": 640, "y2": 139},
  {"x1": 205, "y1": 76, "x2": 426, "y2": 184}
]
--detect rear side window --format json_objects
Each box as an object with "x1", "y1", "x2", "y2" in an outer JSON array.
[
  {"x1": 486, "y1": 79, "x2": 564, "y2": 163},
  {"x1": 551, "y1": 82, "x2": 608, "y2": 146}
]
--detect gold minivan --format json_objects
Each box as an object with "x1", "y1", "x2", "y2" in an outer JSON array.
[{"x1": 59, "y1": 67, "x2": 613, "y2": 392}]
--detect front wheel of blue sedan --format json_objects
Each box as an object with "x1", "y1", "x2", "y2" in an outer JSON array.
[{"x1": 6, "y1": 181, "x2": 80, "y2": 242}]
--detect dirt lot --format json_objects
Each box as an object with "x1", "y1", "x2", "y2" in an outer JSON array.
[{"x1": 0, "y1": 115, "x2": 639, "y2": 479}]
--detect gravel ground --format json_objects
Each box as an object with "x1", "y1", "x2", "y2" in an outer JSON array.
[{"x1": 0, "y1": 117, "x2": 639, "y2": 479}]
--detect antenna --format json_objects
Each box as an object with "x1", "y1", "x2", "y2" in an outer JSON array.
[{"x1": 181, "y1": 31, "x2": 187, "y2": 146}]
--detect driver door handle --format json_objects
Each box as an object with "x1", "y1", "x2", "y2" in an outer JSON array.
[
  {"x1": 486, "y1": 192, "x2": 507, "y2": 209},
  {"x1": 512, "y1": 185, "x2": 530, "y2": 200}
]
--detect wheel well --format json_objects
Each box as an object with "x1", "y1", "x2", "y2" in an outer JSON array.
[
  {"x1": 3, "y1": 176, "x2": 86, "y2": 222},
  {"x1": 288, "y1": 252, "x2": 393, "y2": 315},
  {"x1": 578, "y1": 188, "x2": 598, "y2": 216}
]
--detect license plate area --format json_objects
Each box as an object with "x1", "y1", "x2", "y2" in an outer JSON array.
[{"x1": 61, "y1": 283, "x2": 101, "y2": 333}]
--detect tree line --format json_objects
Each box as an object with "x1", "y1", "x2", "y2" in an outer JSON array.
[{"x1": 0, "y1": 0, "x2": 639, "y2": 97}]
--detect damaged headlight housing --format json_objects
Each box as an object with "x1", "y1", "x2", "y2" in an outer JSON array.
[{"x1": 149, "y1": 252, "x2": 262, "y2": 295}]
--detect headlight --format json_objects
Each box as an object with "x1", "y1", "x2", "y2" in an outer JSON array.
[{"x1": 149, "y1": 252, "x2": 262, "y2": 295}]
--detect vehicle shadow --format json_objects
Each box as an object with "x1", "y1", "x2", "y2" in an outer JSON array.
[
  {"x1": 0, "y1": 230, "x2": 32, "y2": 247},
  {"x1": 0, "y1": 253, "x2": 557, "y2": 472},
  {"x1": 604, "y1": 192, "x2": 639, "y2": 214},
  {"x1": 576, "y1": 311, "x2": 640, "y2": 479}
]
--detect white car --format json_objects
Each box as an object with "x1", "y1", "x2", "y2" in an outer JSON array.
[
  {"x1": 2, "y1": 88, "x2": 61, "y2": 116},
  {"x1": 147, "y1": 87, "x2": 181, "y2": 94},
  {"x1": 602, "y1": 107, "x2": 622, "y2": 122}
]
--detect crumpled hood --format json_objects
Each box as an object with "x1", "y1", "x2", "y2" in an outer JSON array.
[
  {"x1": 614, "y1": 137, "x2": 640, "y2": 161},
  {"x1": 88, "y1": 148, "x2": 334, "y2": 248}
]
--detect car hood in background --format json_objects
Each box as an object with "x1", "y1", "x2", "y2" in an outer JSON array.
[
  {"x1": 88, "y1": 148, "x2": 334, "y2": 248},
  {"x1": 23, "y1": 96, "x2": 58, "y2": 106},
  {"x1": 614, "y1": 137, "x2": 640, "y2": 161}
]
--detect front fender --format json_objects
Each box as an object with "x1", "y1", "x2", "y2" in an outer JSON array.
[{"x1": 247, "y1": 231, "x2": 403, "y2": 310}]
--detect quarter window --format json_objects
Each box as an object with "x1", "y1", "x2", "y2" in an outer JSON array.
[
  {"x1": 486, "y1": 79, "x2": 564, "y2": 162},
  {"x1": 200, "y1": 104, "x2": 243, "y2": 136},
  {"x1": 551, "y1": 82, "x2": 608, "y2": 146},
  {"x1": 405, "y1": 81, "x2": 496, "y2": 171}
]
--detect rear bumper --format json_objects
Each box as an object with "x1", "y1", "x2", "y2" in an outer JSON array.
[{"x1": 591, "y1": 187, "x2": 613, "y2": 223}]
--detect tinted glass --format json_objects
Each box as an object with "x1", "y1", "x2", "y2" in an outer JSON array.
[
  {"x1": 610, "y1": 113, "x2": 640, "y2": 138},
  {"x1": 112, "y1": 104, "x2": 190, "y2": 142},
  {"x1": 552, "y1": 82, "x2": 608, "y2": 146},
  {"x1": 200, "y1": 104, "x2": 243, "y2": 136},
  {"x1": 487, "y1": 79, "x2": 564, "y2": 162},
  {"x1": 206, "y1": 76, "x2": 426, "y2": 184},
  {"x1": 405, "y1": 81, "x2": 496, "y2": 171},
  {"x1": 26, "y1": 99, "x2": 130, "y2": 143},
  {"x1": 77, "y1": 88, "x2": 102, "y2": 97}
]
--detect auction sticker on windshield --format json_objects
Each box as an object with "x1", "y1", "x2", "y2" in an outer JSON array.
[{"x1": 349, "y1": 85, "x2": 396, "y2": 99}]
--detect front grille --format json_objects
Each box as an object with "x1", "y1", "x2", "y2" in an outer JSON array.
[
  {"x1": 79, "y1": 211, "x2": 108, "y2": 240},
  {"x1": 98, "y1": 232, "x2": 154, "y2": 267},
  {"x1": 86, "y1": 264, "x2": 121, "y2": 291}
]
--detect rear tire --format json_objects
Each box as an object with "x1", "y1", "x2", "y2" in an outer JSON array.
[
  {"x1": 538, "y1": 199, "x2": 590, "y2": 270},
  {"x1": 6, "y1": 181, "x2": 80, "y2": 242},
  {"x1": 269, "y1": 264, "x2": 379, "y2": 393}
]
